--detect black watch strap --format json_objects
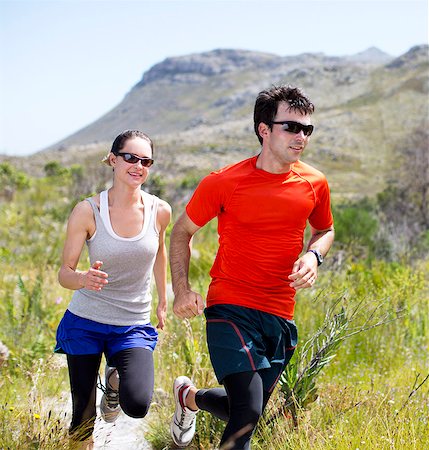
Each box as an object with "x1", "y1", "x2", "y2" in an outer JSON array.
[{"x1": 308, "y1": 249, "x2": 323, "y2": 266}]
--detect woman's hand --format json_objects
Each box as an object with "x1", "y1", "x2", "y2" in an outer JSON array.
[
  {"x1": 156, "y1": 302, "x2": 167, "y2": 330},
  {"x1": 80, "y1": 261, "x2": 109, "y2": 291}
]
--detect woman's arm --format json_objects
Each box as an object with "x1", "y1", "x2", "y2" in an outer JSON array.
[
  {"x1": 153, "y1": 199, "x2": 172, "y2": 329},
  {"x1": 58, "y1": 200, "x2": 108, "y2": 291}
]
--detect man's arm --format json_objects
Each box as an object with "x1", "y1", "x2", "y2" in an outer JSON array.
[
  {"x1": 169, "y1": 211, "x2": 205, "y2": 318},
  {"x1": 306, "y1": 225, "x2": 335, "y2": 259},
  {"x1": 288, "y1": 225, "x2": 335, "y2": 290}
]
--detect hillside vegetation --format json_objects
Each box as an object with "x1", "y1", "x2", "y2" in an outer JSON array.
[
  {"x1": 0, "y1": 160, "x2": 428, "y2": 448},
  {"x1": 2, "y1": 44, "x2": 428, "y2": 203},
  {"x1": 0, "y1": 45, "x2": 428, "y2": 448}
]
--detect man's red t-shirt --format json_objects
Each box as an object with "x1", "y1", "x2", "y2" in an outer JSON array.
[{"x1": 186, "y1": 155, "x2": 333, "y2": 320}]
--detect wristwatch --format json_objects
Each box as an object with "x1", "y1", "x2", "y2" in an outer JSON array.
[{"x1": 308, "y1": 249, "x2": 323, "y2": 266}]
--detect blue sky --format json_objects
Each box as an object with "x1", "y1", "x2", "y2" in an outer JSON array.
[{"x1": 1, "y1": 0, "x2": 427, "y2": 156}]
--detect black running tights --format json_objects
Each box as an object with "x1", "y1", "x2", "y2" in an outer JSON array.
[
  {"x1": 195, "y1": 371, "x2": 272, "y2": 450},
  {"x1": 67, "y1": 347, "x2": 154, "y2": 440}
]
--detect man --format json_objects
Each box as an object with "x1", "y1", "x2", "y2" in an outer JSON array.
[{"x1": 169, "y1": 85, "x2": 334, "y2": 449}]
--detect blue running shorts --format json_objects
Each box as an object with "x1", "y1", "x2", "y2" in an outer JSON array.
[
  {"x1": 205, "y1": 304, "x2": 297, "y2": 392},
  {"x1": 55, "y1": 309, "x2": 158, "y2": 362}
]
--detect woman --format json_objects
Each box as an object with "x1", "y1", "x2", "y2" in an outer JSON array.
[{"x1": 55, "y1": 130, "x2": 171, "y2": 447}]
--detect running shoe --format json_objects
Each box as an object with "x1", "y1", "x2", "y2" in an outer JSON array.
[
  {"x1": 170, "y1": 375, "x2": 198, "y2": 447},
  {"x1": 100, "y1": 365, "x2": 121, "y2": 423}
]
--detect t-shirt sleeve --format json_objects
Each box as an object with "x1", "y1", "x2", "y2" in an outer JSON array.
[
  {"x1": 186, "y1": 172, "x2": 224, "y2": 227},
  {"x1": 308, "y1": 176, "x2": 334, "y2": 230}
]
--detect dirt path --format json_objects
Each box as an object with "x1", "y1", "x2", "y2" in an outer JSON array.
[
  {"x1": 57, "y1": 385, "x2": 154, "y2": 449},
  {"x1": 92, "y1": 386, "x2": 153, "y2": 450}
]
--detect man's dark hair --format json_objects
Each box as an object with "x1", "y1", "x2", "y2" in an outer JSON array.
[
  {"x1": 111, "y1": 130, "x2": 154, "y2": 155},
  {"x1": 253, "y1": 85, "x2": 315, "y2": 144}
]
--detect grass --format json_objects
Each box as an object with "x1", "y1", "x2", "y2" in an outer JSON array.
[
  {"x1": 141, "y1": 255, "x2": 429, "y2": 449},
  {"x1": 255, "y1": 383, "x2": 428, "y2": 449},
  {"x1": 1, "y1": 167, "x2": 428, "y2": 449},
  {"x1": 0, "y1": 352, "x2": 71, "y2": 449},
  {"x1": 1, "y1": 240, "x2": 427, "y2": 449}
]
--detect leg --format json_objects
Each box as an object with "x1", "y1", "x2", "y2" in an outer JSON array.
[
  {"x1": 176, "y1": 372, "x2": 272, "y2": 449},
  {"x1": 220, "y1": 371, "x2": 265, "y2": 450},
  {"x1": 109, "y1": 347, "x2": 154, "y2": 418},
  {"x1": 195, "y1": 384, "x2": 271, "y2": 423},
  {"x1": 67, "y1": 353, "x2": 102, "y2": 441},
  {"x1": 195, "y1": 387, "x2": 229, "y2": 421}
]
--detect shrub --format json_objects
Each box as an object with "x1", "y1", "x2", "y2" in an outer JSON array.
[{"x1": 332, "y1": 198, "x2": 379, "y2": 257}]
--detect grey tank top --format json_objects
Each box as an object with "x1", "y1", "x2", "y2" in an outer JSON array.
[{"x1": 68, "y1": 189, "x2": 159, "y2": 325}]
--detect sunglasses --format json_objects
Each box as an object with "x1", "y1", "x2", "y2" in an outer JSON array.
[
  {"x1": 115, "y1": 152, "x2": 154, "y2": 167},
  {"x1": 270, "y1": 121, "x2": 314, "y2": 137}
]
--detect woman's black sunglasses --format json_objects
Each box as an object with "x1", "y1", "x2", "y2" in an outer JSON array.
[
  {"x1": 270, "y1": 121, "x2": 314, "y2": 136},
  {"x1": 115, "y1": 152, "x2": 154, "y2": 167}
]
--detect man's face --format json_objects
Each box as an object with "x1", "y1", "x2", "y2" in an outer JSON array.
[{"x1": 260, "y1": 101, "x2": 312, "y2": 169}]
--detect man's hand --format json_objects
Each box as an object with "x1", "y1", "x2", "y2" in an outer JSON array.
[
  {"x1": 173, "y1": 290, "x2": 205, "y2": 319},
  {"x1": 288, "y1": 252, "x2": 318, "y2": 290}
]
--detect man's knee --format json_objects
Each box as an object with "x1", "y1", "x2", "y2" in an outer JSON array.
[
  {"x1": 232, "y1": 404, "x2": 262, "y2": 428},
  {"x1": 221, "y1": 408, "x2": 261, "y2": 450}
]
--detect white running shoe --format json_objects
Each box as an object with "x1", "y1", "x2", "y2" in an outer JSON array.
[
  {"x1": 170, "y1": 376, "x2": 198, "y2": 447},
  {"x1": 100, "y1": 365, "x2": 121, "y2": 423}
]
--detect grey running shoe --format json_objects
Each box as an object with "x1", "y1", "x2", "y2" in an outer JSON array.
[
  {"x1": 100, "y1": 365, "x2": 121, "y2": 423},
  {"x1": 170, "y1": 376, "x2": 197, "y2": 447}
]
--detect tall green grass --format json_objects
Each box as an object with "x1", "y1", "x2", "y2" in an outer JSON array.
[
  {"x1": 145, "y1": 257, "x2": 428, "y2": 449},
  {"x1": 0, "y1": 171, "x2": 86, "y2": 448},
  {"x1": 0, "y1": 165, "x2": 428, "y2": 449}
]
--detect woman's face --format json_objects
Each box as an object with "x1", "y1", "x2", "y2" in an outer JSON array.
[{"x1": 111, "y1": 137, "x2": 153, "y2": 186}]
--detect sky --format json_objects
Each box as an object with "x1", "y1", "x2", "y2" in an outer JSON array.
[{"x1": 1, "y1": 0, "x2": 428, "y2": 156}]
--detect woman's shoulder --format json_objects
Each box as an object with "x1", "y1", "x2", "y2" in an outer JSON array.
[
  {"x1": 157, "y1": 198, "x2": 172, "y2": 219},
  {"x1": 156, "y1": 197, "x2": 171, "y2": 211},
  {"x1": 81, "y1": 193, "x2": 101, "y2": 206},
  {"x1": 143, "y1": 191, "x2": 171, "y2": 213},
  {"x1": 70, "y1": 194, "x2": 101, "y2": 219},
  {"x1": 152, "y1": 197, "x2": 171, "y2": 229}
]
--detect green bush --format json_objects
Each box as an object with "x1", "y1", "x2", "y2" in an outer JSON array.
[
  {"x1": 1, "y1": 162, "x2": 428, "y2": 449},
  {"x1": 0, "y1": 162, "x2": 30, "y2": 201},
  {"x1": 332, "y1": 198, "x2": 379, "y2": 256},
  {"x1": 44, "y1": 161, "x2": 69, "y2": 177}
]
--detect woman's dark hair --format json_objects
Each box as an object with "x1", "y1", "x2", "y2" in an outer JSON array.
[
  {"x1": 253, "y1": 85, "x2": 315, "y2": 144},
  {"x1": 111, "y1": 130, "x2": 154, "y2": 155}
]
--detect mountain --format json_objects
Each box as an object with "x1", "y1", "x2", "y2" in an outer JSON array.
[
  {"x1": 4, "y1": 45, "x2": 428, "y2": 203},
  {"x1": 345, "y1": 46, "x2": 392, "y2": 63},
  {"x1": 41, "y1": 47, "x2": 396, "y2": 151}
]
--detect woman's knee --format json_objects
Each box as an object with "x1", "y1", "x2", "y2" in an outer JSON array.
[
  {"x1": 113, "y1": 347, "x2": 155, "y2": 418},
  {"x1": 120, "y1": 393, "x2": 152, "y2": 418}
]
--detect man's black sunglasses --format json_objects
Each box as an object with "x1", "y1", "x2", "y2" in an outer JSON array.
[
  {"x1": 115, "y1": 152, "x2": 154, "y2": 167},
  {"x1": 270, "y1": 121, "x2": 314, "y2": 137}
]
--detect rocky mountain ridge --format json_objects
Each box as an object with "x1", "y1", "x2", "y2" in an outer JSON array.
[
  {"x1": 137, "y1": 49, "x2": 282, "y2": 85},
  {"x1": 42, "y1": 46, "x2": 400, "y2": 151},
  {"x1": 2, "y1": 44, "x2": 428, "y2": 203},
  {"x1": 137, "y1": 47, "x2": 392, "y2": 86}
]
